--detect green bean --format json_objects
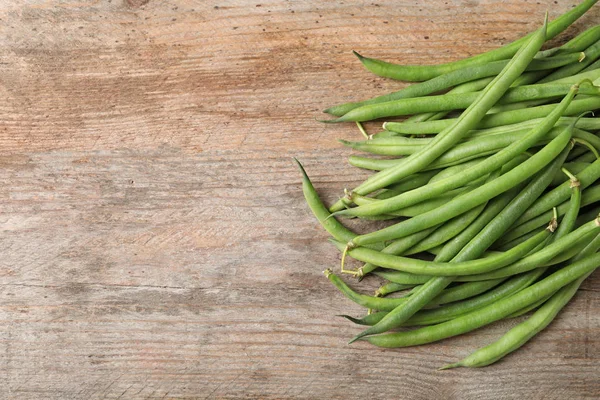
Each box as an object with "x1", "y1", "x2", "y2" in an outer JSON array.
[
  {"x1": 503, "y1": 204, "x2": 600, "y2": 264},
  {"x1": 333, "y1": 230, "x2": 549, "y2": 276},
  {"x1": 425, "y1": 278, "x2": 507, "y2": 308},
  {"x1": 436, "y1": 187, "x2": 522, "y2": 262},
  {"x1": 342, "y1": 278, "x2": 506, "y2": 325},
  {"x1": 427, "y1": 158, "x2": 488, "y2": 183},
  {"x1": 359, "y1": 228, "x2": 437, "y2": 278},
  {"x1": 327, "y1": 268, "x2": 510, "y2": 313},
  {"x1": 347, "y1": 139, "x2": 524, "y2": 172},
  {"x1": 377, "y1": 143, "x2": 567, "y2": 274},
  {"x1": 325, "y1": 53, "x2": 582, "y2": 117},
  {"x1": 324, "y1": 269, "x2": 407, "y2": 311},
  {"x1": 444, "y1": 223, "x2": 597, "y2": 369},
  {"x1": 361, "y1": 164, "x2": 523, "y2": 279},
  {"x1": 342, "y1": 123, "x2": 575, "y2": 158},
  {"x1": 556, "y1": 24, "x2": 600, "y2": 55},
  {"x1": 375, "y1": 282, "x2": 417, "y2": 297},
  {"x1": 336, "y1": 87, "x2": 577, "y2": 220},
  {"x1": 295, "y1": 158, "x2": 384, "y2": 250},
  {"x1": 348, "y1": 142, "x2": 569, "y2": 340},
  {"x1": 497, "y1": 183, "x2": 600, "y2": 246},
  {"x1": 327, "y1": 81, "x2": 597, "y2": 123},
  {"x1": 363, "y1": 271, "x2": 543, "y2": 327},
  {"x1": 351, "y1": 2, "x2": 596, "y2": 81},
  {"x1": 350, "y1": 130, "x2": 571, "y2": 246},
  {"x1": 573, "y1": 128, "x2": 600, "y2": 153},
  {"x1": 364, "y1": 251, "x2": 600, "y2": 348},
  {"x1": 403, "y1": 203, "x2": 487, "y2": 255},
  {"x1": 496, "y1": 229, "x2": 542, "y2": 252},
  {"x1": 338, "y1": 312, "x2": 387, "y2": 326},
  {"x1": 505, "y1": 294, "x2": 553, "y2": 319},
  {"x1": 373, "y1": 269, "x2": 432, "y2": 285},
  {"x1": 328, "y1": 21, "x2": 548, "y2": 213},
  {"x1": 550, "y1": 173, "x2": 581, "y2": 241},
  {"x1": 375, "y1": 170, "x2": 438, "y2": 199},
  {"x1": 453, "y1": 144, "x2": 571, "y2": 258},
  {"x1": 343, "y1": 273, "x2": 540, "y2": 327},
  {"x1": 384, "y1": 96, "x2": 600, "y2": 135},
  {"x1": 539, "y1": 39, "x2": 600, "y2": 83},
  {"x1": 441, "y1": 278, "x2": 580, "y2": 368},
  {"x1": 550, "y1": 162, "x2": 590, "y2": 186},
  {"x1": 345, "y1": 208, "x2": 553, "y2": 341},
  {"x1": 459, "y1": 218, "x2": 600, "y2": 281},
  {"x1": 361, "y1": 125, "x2": 599, "y2": 156},
  {"x1": 403, "y1": 77, "x2": 497, "y2": 123},
  {"x1": 352, "y1": 187, "x2": 470, "y2": 218},
  {"x1": 515, "y1": 158, "x2": 600, "y2": 226},
  {"x1": 581, "y1": 58, "x2": 600, "y2": 73},
  {"x1": 572, "y1": 150, "x2": 599, "y2": 164}
]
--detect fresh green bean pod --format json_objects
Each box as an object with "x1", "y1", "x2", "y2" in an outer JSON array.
[
  {"x1": 346, "y1": 271, "x2": 542, "y2": 327},
  {"x1": 333, "y1": 230, "x2": 549, "y2": 276},
  {"x1": 348, "y1": 142, "x2": 569, "y2": 341},
  {"x1": 384, "y1": 96, "x2": 600, "y2": 135},
  {"x1": 327, "y1": 81, "x2": 597, "y2": 123},
  {"x1": 351, "y1": 1, "x2": 596, "y2": 81},
  {"x1": 375, "y1": 170, "x2": 438, "y2": 199},
  {"x1": 497, "y1": 183, "x2": 600, "y2": 246},
  {"x1": 324, "y1": 269, "x2": 407, "y2": 311},
  {"x1": 295, "y1": 158, "x2": 384, "y2": 250},
  {"x1": 364, "y1": 251, "x2": 600, "y2": 348},
  {"x1": 325, "y1": 53, "x2": 583, "y2": 117},
  {"x1": 538, "y1": 38, "x2": 600, "y2": 83},
  {"x1": 515, "y1": 158, "x2": 600, "y2": 226},
  {"x1": 374, "y1": 282, "x2": 417, "y2": 297},
  {"x1": 401, "y1": 77, "x2": 497, "y2": 123},
  {"x1": 555, "y1": 24, "x2": 600, "y2": 55},
  {"x1": 505, "y1": 294, "x2": 553, "y2": 319},
  {"x1": 373, "y1": 269, "x2": 432, "y2": 285},
  {"x1": 402, "y1": 204, "x2": 487, "y2": 255},
  {"x1": 425, "y1": 278, "x2": 507, "y2": 308},
  {"x1": 359, "y1": 228, "x2": 437, "y2": 278},
  {"x1": 460, "y1": 218, "x2": 600, "y2": 281}
]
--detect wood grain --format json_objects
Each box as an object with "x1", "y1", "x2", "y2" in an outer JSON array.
[{"x1": 0, "y1": 0, "x2": 599, "y2": 398}]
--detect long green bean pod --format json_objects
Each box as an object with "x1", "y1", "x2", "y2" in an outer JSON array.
[{"x1": 352, "y1": 1, "x2": 597, "y2": 81}]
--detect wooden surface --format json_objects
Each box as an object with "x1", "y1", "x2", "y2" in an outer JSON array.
[{"x1": 1, "y1": 0, "x2": 599, "y2": 398}]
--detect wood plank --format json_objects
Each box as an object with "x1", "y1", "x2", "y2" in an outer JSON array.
[{"x1": 0, "y1": 0, "x2": 599, "y2": 398}]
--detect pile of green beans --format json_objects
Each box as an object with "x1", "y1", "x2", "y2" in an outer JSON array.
[{"x1": 297, "y1": 2, "x2": 600, "y2": 369}]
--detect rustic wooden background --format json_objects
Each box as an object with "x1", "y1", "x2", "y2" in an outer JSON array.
[{"x1": 1, "y1": 0, "x2": 599, "y2": 398}]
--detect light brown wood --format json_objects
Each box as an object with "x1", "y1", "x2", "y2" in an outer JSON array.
[{"x1": 0, "y1": 0, "x2": 599, "y2": 398}]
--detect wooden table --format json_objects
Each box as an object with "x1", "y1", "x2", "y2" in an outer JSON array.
[{"x1": 1, "y1": 0, "x2": 599, "y2": 398}]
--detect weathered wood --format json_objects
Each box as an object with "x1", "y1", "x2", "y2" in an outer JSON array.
[{"x1": 0, "y1": 0, "x2": 599, "y2": 398}]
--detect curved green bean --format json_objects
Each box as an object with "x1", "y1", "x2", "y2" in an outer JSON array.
[
  {"x1": 351, "y1": 2, "x2": 596, "y2": 81},
  {"x1": 460, "y1": 217, "x2": 600, "y2": 281},
  {"x1": 325, "y1": 53, "x2": 583, "y2": 117},
  {"x1": 364, "y1": 252, "x2": 600, "y2": 348}
]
